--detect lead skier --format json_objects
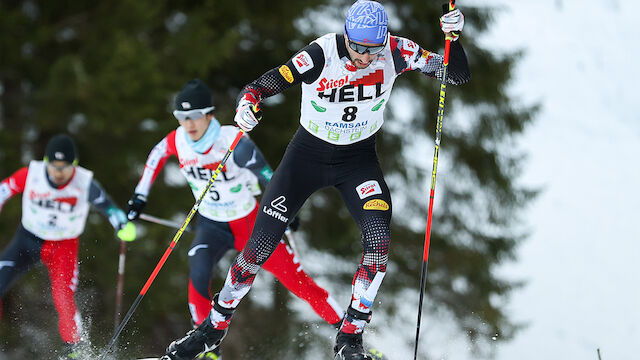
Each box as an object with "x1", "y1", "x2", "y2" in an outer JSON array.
[
  {"x1": 0, "y1": 134, "x2": 136, "y2": 359},
  {"x1": 128, "y1": 79, "x2": 345, "y2": 359},
  {"x1": 163, "y1": 1, "x2": 469, "y2": 359}
]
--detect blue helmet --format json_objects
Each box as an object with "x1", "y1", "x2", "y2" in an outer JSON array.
[{"x1": 344, "y1": 1, "x2": 388, "y2": 45}]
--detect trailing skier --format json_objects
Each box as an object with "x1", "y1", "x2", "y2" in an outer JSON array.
[
  {"x1": 127, "y1": 79, "x2": 345, "y2": 359},
  {"x1": 0, "y1": 134, "x2": 136, "y2": 359}
]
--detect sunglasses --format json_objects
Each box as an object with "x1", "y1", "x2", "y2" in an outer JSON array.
[
  {"x1": 173, "y1": 106, "x2": 215, "y2": 122},
  {"x1": 347, "y1": 39, "x2": 386, "y2": 55}
]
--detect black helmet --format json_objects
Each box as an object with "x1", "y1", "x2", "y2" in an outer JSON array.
[{"x1": 44, "y1": 134, "x2": 78, "y2": 165}]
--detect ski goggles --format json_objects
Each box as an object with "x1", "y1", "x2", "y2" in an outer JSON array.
[
  {"x1": 347, "y1": 38, "x2": 386, "y2": 55},
  {"x1": 173, "y1": 106, "x2": 215, "y2": 122},
  {"x1": 45, "y1": 160, "x2": 76, "y2": 171}
]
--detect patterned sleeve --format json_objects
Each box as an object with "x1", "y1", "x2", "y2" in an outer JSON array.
[
  {"x1": 390, "y1": 35, "x2": 470, "y2": 85},
  {"x1": 232, "y1": 136, "x2": 273, "y2": 189},
  {"x1": 236, "y1": 42, "x2": 325, "y2": 107},
  {"x1": 133, "y1": 131, "x2": 178, "y2": 197},
  {"x1": 0, "y1": 167, "x2": 28, "y2": 212}
]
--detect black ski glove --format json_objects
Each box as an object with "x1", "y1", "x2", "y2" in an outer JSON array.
[{"x1": 127, "y1": 193, "x2": 147, "y2": 221}]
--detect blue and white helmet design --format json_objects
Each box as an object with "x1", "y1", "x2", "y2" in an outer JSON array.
[{"x1": 345, "y1": 1, "x2": 388, "y2": 44}]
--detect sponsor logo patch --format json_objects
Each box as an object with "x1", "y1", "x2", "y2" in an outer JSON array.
[
  {"x1": 260, "y1": 166, "x2": 273, "y2": 181},
  {"x1": 279, "y1": 65, "x2": 294, "y2": 83},
  {"x1": 310, "y1": 100, "x2": 326, "y2": 112},
  {"x1": 270, "y1": 196, "x2": 287, "y2": 212},
  {"x1": 356, "y1": 180, "x2": 382, "y2": 199},
  {"x1": 363, "y1": 199, "x2": 389, "y2": 211},
  {"x1": 188, "y1": 244, "x2": 209, "y2": 257},
  {"x1": 263, "y1": 195, "x2": 289, "y2": 223},
  {"x1": 293, "y1": 51, "x2": 313, "y2": 74},
  {"x1": 316, "y1": 76, "x2": 350, "y2": 91}
]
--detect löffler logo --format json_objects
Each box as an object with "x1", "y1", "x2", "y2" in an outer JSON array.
[{"x1": 263, "y1": 195, "x2": 289, "y2": 223}]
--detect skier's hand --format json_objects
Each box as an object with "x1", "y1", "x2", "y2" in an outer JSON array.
[
  {"x1": 234, "y1": 102, "x2": 261, "y2": 132},
  {"x1": 440, "y1": 9, "x2": 464, "y2": 41},
  {"x1": 117, "y1": 222, "x2": 137, "y2": 242},
  {"x1": 127, "y1": 193, "x2": 147, "y2": 220},
  {"x1": 288, "y1": 216, "x2": 300, "y2": 232}
]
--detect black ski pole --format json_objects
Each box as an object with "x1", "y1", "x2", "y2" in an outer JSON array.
[{"x1": 414, "y1": 1, "x2": 456, "y2": 359}]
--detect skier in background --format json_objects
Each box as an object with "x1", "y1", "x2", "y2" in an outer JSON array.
[
  {"x1": 162, "y1": 1, "x2": 469, "y2": 359},
  {"x1": 127, "y1": 79, "x2": 345, "y2": 359},
  {"x1": 0, "y1": 134, "x2": 136, "y2": 359}
]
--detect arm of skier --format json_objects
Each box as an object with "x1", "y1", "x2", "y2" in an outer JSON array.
[
  {"x1": 233, "y1": 136, "x2": 273, "y2": 189},
  {"x1": 390, "y1": 35, "x2": 470, "y2": 85},
  {"x1": 390, "y1": 8, "x2": 469, "y2": 85},
  {"x1": 89, "y1": 179, "x2": 136, "y2": 241},
  {"x1": 234, "y1": 42, "x2": 325, "y2": 131},
  {"x1": 0, "y1": 167, "x2": 28, "y2": 214},
  {"x1": 127, "y1": 132, "x2": 178, "y2": 220}
]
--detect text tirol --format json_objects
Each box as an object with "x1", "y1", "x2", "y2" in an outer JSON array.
[{"x1": 317, "y1": 83, "x2": 385, "y2": 103}]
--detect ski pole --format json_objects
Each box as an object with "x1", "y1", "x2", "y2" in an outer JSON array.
[
  {"x1": 114, "y1": 240, "x2": 127, "y2": 332},
  {"x1": 99, "y1": 127, "x2": 248, "y2": 359},
  {"x1": 139, "y1": 213, "x2": 193, "y2": 232},
  {"x1": 413, "y1": 1, "x2": 456, "y2": 359},
  {"x1": 284, "y1": 228, "x2": 299, "y2": 256}
]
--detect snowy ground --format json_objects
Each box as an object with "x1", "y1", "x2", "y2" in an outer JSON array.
[{"x1": 464, "y1": 0, "x2": 640, "y2": 359}]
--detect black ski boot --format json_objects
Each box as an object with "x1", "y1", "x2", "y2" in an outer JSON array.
[
  {"x1": 334, "y1": 307, "x2": 372, "y2": 360},
  {"x1": 164, "y1": 296, "x2": 234, "y2": 360},
  {"x1": 334, "y1": 331, "x2": 371, "y2": 360},
  {"x1": 163, "y1": 315, "x2": 226, "y2": 360}
]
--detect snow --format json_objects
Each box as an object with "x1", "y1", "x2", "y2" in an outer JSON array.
[{"x1": 465, "y1": 0, "x2": 640, "y2": 359}]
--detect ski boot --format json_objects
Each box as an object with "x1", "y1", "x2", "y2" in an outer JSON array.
[
  {"x1": 334, "y1": 307, "x2": 373, "y2": 360},
  {"x1": 334, "y1": 331, "x2": 372, "y2": 360},
  {"x1": 188, "y1": 319, "x2": 222, "y2": 360},
  {"x1": 163, "y1": 315, "x2": 226, "y2": 360},
  {"x1": 164, "y1": 296, "x2": 233, "y2": 360}
]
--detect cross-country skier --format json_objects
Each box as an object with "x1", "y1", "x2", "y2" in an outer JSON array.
[
  {"x1": 127, "y1": 79, "x2": 345, "y2": 359},
  {"x1": 0, "y1": 134, "x2": 136, "y2": 359},
  {"x1": 162, "y1": 1, "x2": 470, "y2": 359}
]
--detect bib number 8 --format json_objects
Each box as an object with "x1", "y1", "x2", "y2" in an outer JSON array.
[{"x1": 342, "y1": 106, "x2": 358, "y2": 122}]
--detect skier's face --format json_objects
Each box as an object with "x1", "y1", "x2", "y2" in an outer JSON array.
[
  {"x1": 46, "y1": 160, "x2": 75, "y2": 186},
  {"x1": 345, "y1": 36, "x2": 380, "y2": 69},
  {"x1": 179, "y1": 114, "x2": 212, "y2": 141}
]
